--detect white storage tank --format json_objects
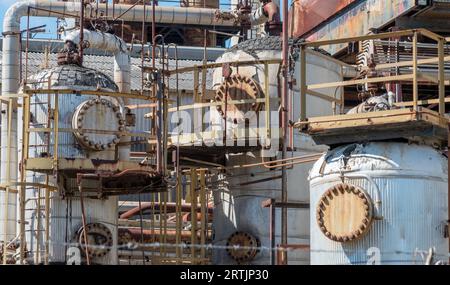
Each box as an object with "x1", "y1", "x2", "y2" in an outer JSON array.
[
  {"x1": 209, "y1": 36, "x2": 343, "y2": 264},
  {"x1": 20, "y1": 64, "x2": 124, "y2": 264},
  {"x1": 309, "y1": 142, "x2": 448, "y2": 264}
]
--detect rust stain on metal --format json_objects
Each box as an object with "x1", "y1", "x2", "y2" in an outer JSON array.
[{"x1": 289, "y1": 0, "x2": 356, "y2": 38}]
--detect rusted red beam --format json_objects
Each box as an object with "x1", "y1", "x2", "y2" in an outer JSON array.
[{"x1": 288, "y1": 0, "x2": 356, "y2": 38}]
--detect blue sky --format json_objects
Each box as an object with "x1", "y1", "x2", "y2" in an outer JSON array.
[
  {"x1": 0, "y1": 0, "x2": 57, "y2": 38},
  {"x1": 0, "y1": 0, "x2": 290, "y2": 40}
]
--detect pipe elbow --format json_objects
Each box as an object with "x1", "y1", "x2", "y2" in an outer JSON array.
[
  {"x1": 3, "y1": 0, "x2": 36, "y2": 34},
  {"x1": 63, "y1": 29, "x2": 82, "y2": 45},
  {"x1": 64, "y1": 29, "x2": 129, "y2": 55}
]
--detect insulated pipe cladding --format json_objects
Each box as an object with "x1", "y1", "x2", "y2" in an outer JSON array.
[{"x1": 64, "y1": 29, "x2": 131, "y2": 94}]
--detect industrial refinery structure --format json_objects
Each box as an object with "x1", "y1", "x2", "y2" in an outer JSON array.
[{"x1": 0, "y1": 0, "x2": 449, "y2": 265}]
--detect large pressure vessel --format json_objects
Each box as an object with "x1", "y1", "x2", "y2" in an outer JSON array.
[
  {"x1": 20, "y1": 64, "x2": 125, "y2": 264},
  {"x1": 309, "y1": 142, "x2": 448, "y2": 264},
  {"x1": 209, "y1": 36, "x2": 343, "y2": 264}
]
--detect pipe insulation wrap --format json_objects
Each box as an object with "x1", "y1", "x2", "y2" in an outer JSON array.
[
  {"x1": 64, "y1": 29, "x2": 131, "y2": 92},
  {"x1": 4, "y1": 1, "x2": 237, "y2": 29}
]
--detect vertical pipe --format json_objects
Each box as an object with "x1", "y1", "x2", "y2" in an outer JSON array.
[
  {"x1": 175, "y1": 174, "x2": 182, "y2": 263},
  {"x1": 340, "y1": 66, "x2": 344, "y2": 114},
  {"x1": 163, "y1": 191, "x2": 168, "y2": 257},
  {"x1": 53, "y1": 94, "x2": 59, "y2": 166},
  {"x1": 193, "y1": 67, "x2": 201, "y2": 142},
  {"x1": 25, "y1": 8, "x2": 30, "y2": 84},
  {"x1": 2, "y1": 99, "x2": 13, "y2": 265},
  {"x1": 171, "y1": 43, "x2": 182, "y2": 263},
  {"x1": 20, "y1": 94, "x2": 30, "y2": 264},
  {"x1": 35, "y1": 187, "x2": 42, "y2": 264},
  {"x1": 44, "y1": 181, "x2": 49, "y2": 265},
  {"x1": 281, "y1": 0, "x2": 289, "y2": 261},
  {"x1": 412, "y1": 32, "x2": 418, "y2": 111},
  {"x1": 151, "y1": 0, "x2": 158, "y2": 173},
  {"x1": 264, "y1": 62, "x2": 270, "y2": 140},
  {"x1": 199, "y1": 170, "x2": 206, "y2": 261},
  {"x1": 158, "y1": 192, "x2": 162, "y2": 256},
  {"x1": 79, "y1": 0, "x2": 85, "y2": 65},
  {"x1": 138, "y1": 193, "x2": 145, "y2": 264},
  {"x1": 300, "y1": 46, "x2": 306, "y2": 120},
  {"x1": 438, "y1": 38, "x2": 445, "y2": 115},
  {"x1": 150, "y1": 193, "x2": 155, "y2": 260},
  {"x1": 190, "y1": 170, "x2": 197, "y2": 264},
  {"x1": 1, "y1": 43, "x2": 19, "y2": 256},
  {"x1": 78, "y1": 183, "x2": 90, "y2": 265},
  {"x1": 157, "y1": 73, "x2": 164, "y2": 174},
  {"x1": 141, "y1": 0, "x2": 146, "y2": 96},
  {"x1": 270, "y1": 199, "x2": 275, "y2": 265}
]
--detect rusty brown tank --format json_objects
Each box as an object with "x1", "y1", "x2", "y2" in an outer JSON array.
[{"x1": 288, "y1": 0, "x2": 356, "y2": 38}]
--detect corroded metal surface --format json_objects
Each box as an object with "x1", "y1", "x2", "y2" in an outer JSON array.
[
  {"x1": 72, "y1": 98, "x2": 125, "y2": 151},
  {"x1": 316, "y1": 183, "x2": 373, "y2": 242},
  {"x1": 215, "y1": 74, "x2": 261, "y2": 124},
  {"x1": 75, "y1": 222, "x2": 113, "y2": 259},
  {"x1": 211, "y1": 37, "x2": 341, "y2": 265},
  {"x1": 289, "y1": 0, "x2": 356, "y2": 39},
  {"x1": 27, "y1": 64, "x2": 119, "y2": 92},
  {"x1": 23, "y1": 64, "x2": 122, "y2": 264},
  {"x1": 309, "y1": 142, "x2": 448, "y2": 264},
  {"x1": 225, "y1": 231, "x2": 260, "y2": 264},
  {"x1": 302, "y1": 0, "x2": 418, "y2": 54}
]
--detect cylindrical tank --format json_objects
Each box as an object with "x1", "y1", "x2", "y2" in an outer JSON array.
[
  {"x1": 209, "y1": 36, "x2": 343, "y2": 264},
  {"x1": 309, "y1": 142, "x2": 448, "y2": 264},
  {"x1": 21, "y1": 64, "x2": 125, "y2": 264}
]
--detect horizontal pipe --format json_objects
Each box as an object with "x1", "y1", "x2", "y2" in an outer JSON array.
[
  {"x1": 118, "y1": 228, "x2": 207, "y2": 243},
  {"x1": 119, "y1": 202, "x2": 213, "y2": 219},
  {"x1": 4, "y1": 1, "x2": 238, "y2": 31}
]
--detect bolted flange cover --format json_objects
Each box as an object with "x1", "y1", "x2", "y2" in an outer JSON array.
[
  {"x1": 75, "y1": 222, "x2": 113, "y2": 259},
  {"x1": 215, "y1": 74, "x2": 262, "y2": 125},
  {"x1": 225, "y1": 231, "x2": 260, "y2": 264},
  {"x1": 316, "y1": 183, "x2": 374, "y2": 243},
  {"x1": 72, "y1": 98, "x2": 125, "y2": 151}
]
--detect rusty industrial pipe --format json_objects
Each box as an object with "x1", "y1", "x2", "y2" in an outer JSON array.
[
  {"x1": 119, "y1": 202, "x2": 213, "y2": 219},
  {"x1": 281, "y1": 0, "x2": 289, "y2": 263},
  {"x1": 118, "y1": 228, "x2": 207, "y2": 243}
]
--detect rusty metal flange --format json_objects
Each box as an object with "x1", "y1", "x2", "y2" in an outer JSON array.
[
  {"x1": 316, "y1": 183, "x2": 373, "y2": 243},
  {"x1": 72, "y1": 98, "x2": 125, "y2": 151},
  {"x1": 76, "y1": 222, "x2": 113, "y2": 259},
  {"x1": 215, "y1": 74, "x2": 262, "y2": 124},
  {"x1": 226, "y1": 231, "x2": 260, "y2": 264}
]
